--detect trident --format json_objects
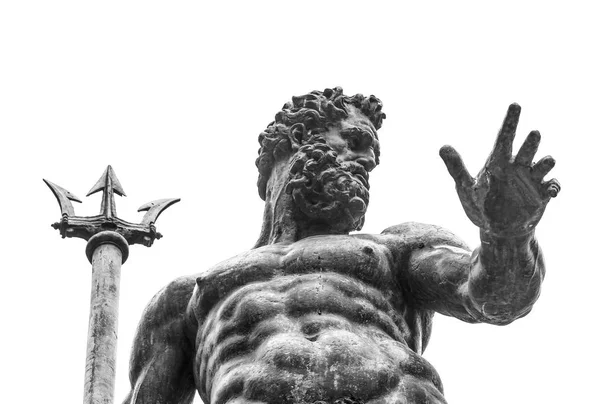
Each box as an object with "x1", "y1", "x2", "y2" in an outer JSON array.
[{"x1": 44, "y1": 166, "x2": 179, "y2": 404}]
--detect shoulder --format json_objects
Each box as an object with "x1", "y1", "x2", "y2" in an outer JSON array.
[
  {"x1": 152, "y1": 275, "x2": 197, "y2": 305},
  {"x1": 142, "y1": 275, "x2": 197, "y2": 324},
  {"x1": 379, "y1": 221, "x2": 470, "y2": 251}
]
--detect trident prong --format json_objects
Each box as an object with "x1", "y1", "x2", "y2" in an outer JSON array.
[
  {"x1": 43, "y1": 179, "x2": 82, "y2": 216},
  {"x1": 45, "y1": 166, "x2": 180, "y2": 404},
  {"x1": 86, "y1": 165, "x2": 126, "y2": 219},
  {"x1": 138, "y1": 198, "x2": 181, "y2": 225}
]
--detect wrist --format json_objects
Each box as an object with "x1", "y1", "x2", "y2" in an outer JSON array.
[{"x1": 480, "y1": 228, "x2": 535, "y2": 246}]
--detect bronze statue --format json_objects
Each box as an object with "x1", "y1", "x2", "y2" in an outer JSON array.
[{"x1": 123, "y1": 87, "x2": 560, "y2": 404}]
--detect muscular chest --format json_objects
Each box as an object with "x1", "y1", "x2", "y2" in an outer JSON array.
[
  {"x1": 192, "y1": 235, "x2": 401, "y2": 320},
  {"x1": 282, "y1": 235, "x2": 397, "y2": 286}
]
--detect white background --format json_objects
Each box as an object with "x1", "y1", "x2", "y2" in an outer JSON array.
[{"x1": 1, "y1": 1, "x2": 598, "y2": 403}]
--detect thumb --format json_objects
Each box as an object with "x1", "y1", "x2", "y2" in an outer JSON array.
[{"x1": 439, "y1": 145, "x2": 474, "y2": 187}]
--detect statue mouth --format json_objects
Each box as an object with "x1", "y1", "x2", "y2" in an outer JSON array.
[{"x1": 343, "y1": 162, "x2": 370, "y2": 190}]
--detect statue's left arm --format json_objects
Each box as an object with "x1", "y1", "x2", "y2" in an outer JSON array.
[{"x1": 385, "y1": 104, "x2": 560, "y2": 325}]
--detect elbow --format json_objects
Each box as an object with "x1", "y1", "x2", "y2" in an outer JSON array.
[
  {"x1": 477, "y1": 300, "x2": 535, "y2": 326},
  {"x1": 467, "y1": 267, "x2": 544, "y2": 326},
  {"x1": 467, "y1": 283, "x2": 541, "y2": 325}
]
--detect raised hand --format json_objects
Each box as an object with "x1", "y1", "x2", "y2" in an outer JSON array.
[{"x1": 439, "y1": 104, "x2": 560, "y2": 237}]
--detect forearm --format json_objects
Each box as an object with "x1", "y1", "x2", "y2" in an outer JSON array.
[{"x1": 467, "y1": 230, "x2": 545, "y2": 325}]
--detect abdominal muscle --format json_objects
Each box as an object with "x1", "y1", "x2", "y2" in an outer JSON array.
[{"x1": 194, "y1": 274, "x2": 446, "y2": 404}]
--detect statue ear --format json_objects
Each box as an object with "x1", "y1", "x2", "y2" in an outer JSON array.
[{"x1": 289, "y1": 123, "x2": 306, "y2": 147}]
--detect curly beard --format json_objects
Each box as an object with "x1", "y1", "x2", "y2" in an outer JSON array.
[{"x1": 285, "y1": 139, "x2": 370, "y2": 233}]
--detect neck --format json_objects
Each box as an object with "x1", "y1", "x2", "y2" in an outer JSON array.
[{"x1": 254, "y1": 159, "x2": 348, "y2": 248}]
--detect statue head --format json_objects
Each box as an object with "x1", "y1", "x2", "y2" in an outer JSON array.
[{"x1": 256, "y1": 87, "x2": 385, "y2": 233}]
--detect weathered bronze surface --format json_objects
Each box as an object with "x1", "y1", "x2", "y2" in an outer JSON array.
[
  {"x1": 45, "y1": 166, "x2": 180, "y2": 404},
  {"x1": 122, "y1": 88, "x2": 559, "y2": 404}
]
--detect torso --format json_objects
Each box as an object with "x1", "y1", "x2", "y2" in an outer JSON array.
[{"x1": 188, "y1": 234, "x2": 446, "y2": 404}]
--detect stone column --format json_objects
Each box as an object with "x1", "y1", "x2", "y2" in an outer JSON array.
[{"x1": 83, "y1": 231, "x2": 129, "y2": 404}]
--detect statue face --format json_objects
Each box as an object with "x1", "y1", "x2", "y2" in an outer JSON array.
[
  {"x1": 286, "y1": 106, "x2": 379, "y2": 233},
  {"x1": 322, "y1": 105, "x2": 380, "y2": 178}
]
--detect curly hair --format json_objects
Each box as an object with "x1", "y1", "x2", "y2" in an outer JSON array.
[{"x1": 255, "y1": 87, "x2": 385, "y2": 200}]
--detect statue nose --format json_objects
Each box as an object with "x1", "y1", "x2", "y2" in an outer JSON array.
[
  {"x1": 355, "y1": 156, "x2": 376, "y2": 172},
  {"x1": 344, "y1": 130, "x2": 377, "y2": 171}
]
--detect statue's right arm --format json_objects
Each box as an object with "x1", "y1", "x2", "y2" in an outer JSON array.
[
  {"x1": 122, "y1": 276, "x2": 197, "y2": 404},
  {"x1": 381, "y1": 222, "x2": 545, "y2": 326}
]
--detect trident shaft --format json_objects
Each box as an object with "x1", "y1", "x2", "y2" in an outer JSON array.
[{"x1": 44, "y1": 166, "x2": 179, "y2": 404}]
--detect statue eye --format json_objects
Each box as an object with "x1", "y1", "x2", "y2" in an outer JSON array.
[
  {"x1": 342, "y1": 128, "x2": 373, "y2": 151},
  {"x1": 342, "y1": 128, "x2": 361, "y2": 150},
  {"x1": 347, "y1": 134, "x2": 359, "y2": 150}
]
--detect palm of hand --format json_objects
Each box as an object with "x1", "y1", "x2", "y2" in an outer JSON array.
[{"x1": 440, "y1": 104, "x2": 560, "y2": 237}]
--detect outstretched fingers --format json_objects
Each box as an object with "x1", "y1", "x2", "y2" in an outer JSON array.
[
  {"x1": 440, "y1": 145, "x2": 474, "y2": 188},
  {"x1": 490, "y1": 103, "x2": 521, "y2": 163},
  {"x1": 515, "y1": 130, "x2": 541, "y2": 166},
  {"x1": 532, "y1": 155, "x2": 556, "y2": 181},
  {"x1": 533, "y1": 155, "x2": 560, "y2": 198}
]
